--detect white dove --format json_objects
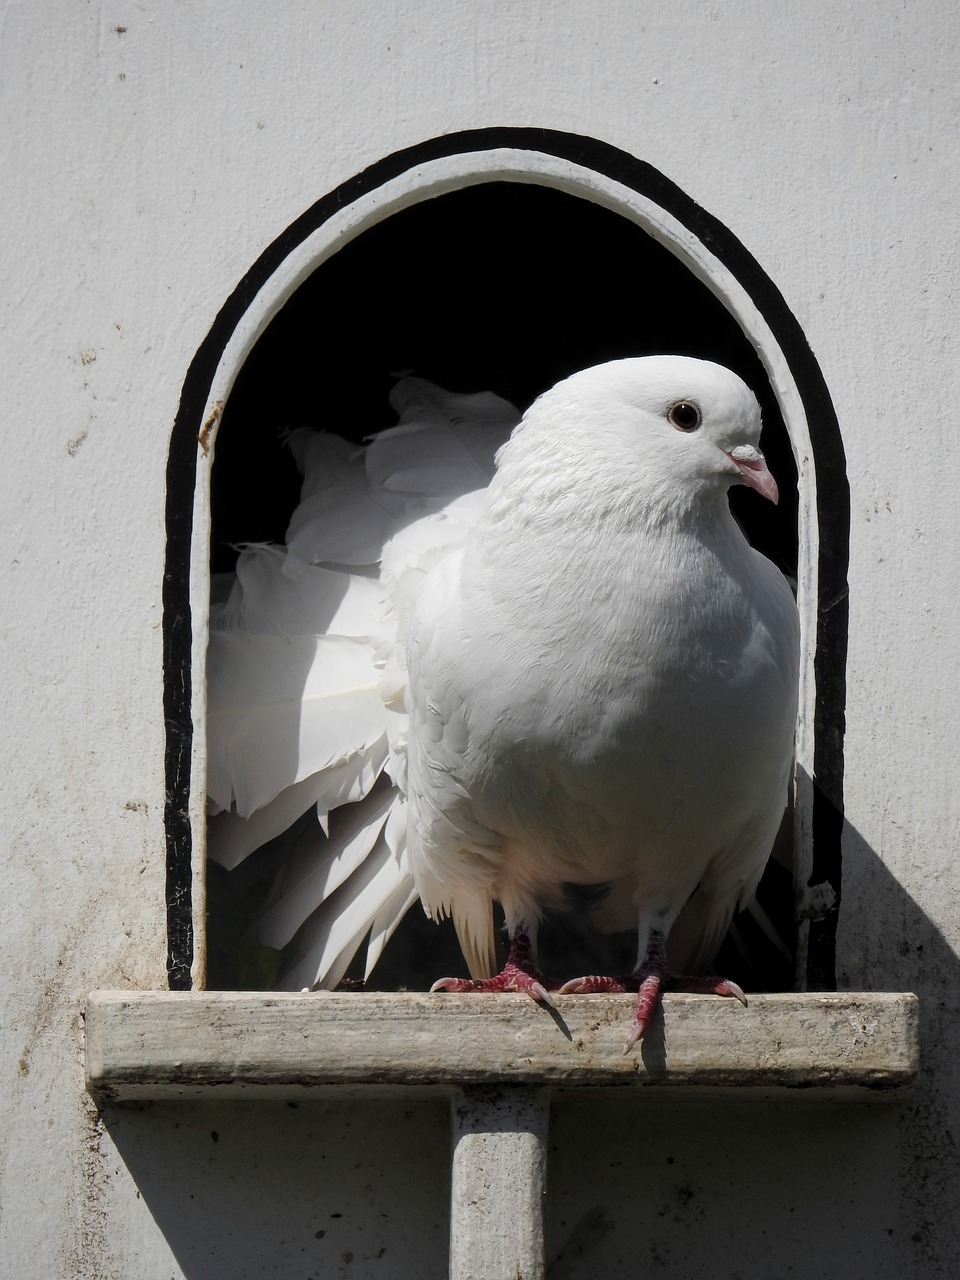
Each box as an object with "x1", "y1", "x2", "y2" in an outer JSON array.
[{"x1": 207, "y1": 357, "x2": 799, "y2": 1049}]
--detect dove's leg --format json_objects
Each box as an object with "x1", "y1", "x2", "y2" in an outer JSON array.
[
  {"x1": 559, "y1": 930, "x2": 746, "y2": 1051},
  {"x1": 430, "y1": 928, "x2": 557, "y2": 1007}
]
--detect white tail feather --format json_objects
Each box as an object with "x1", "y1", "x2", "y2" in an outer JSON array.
[
  {"x1": 207, "y1": 744, "x2": 390, "y2": 872},
  {"x1": 206, "y1": 631, "x2": 387, "y2": 816},
  {"x1": 367, "y1": 378, "x2": 516, "y2": 498},
  {"x1": 453, "y1": 892, "x2": 498, "y2": 981},
  {"x1": 281, "y1": 834, "x2": 414, "y2": 991},
  {"x1": 258, "y1": 787, "x2": 396, "y2": 949},
  {"x1": 364, "y1": 883, "x2": 420, "y2": 980},
  {"x1": 206, "y1": 380, "x2": 518, "y2": 988},
  {"x1": 230, "y1": 544, "x2": 382, "y2": 637},
  {"x1": 285, "y1": 432, "x2": 399, "y2": 564},
  {"x1": 208, "y1": 773, "x2": 332, "y2": 871}
]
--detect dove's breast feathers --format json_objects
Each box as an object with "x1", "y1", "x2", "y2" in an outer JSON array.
[{"x1": 405, "y1": 423, "x2": 798, "y2": 972}]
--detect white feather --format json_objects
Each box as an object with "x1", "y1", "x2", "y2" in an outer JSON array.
[
  {"x1": 206, "y1": 379, "x2": 517, "y2": 988},
  {"x1": 207, "y1": 747, "x2": 386, "y2": 871},
  {"x1": 364, "y1": 882, "x2": 420, "y2": 980},
  {"x1": 222, "y1": 543, "x2": 382, "y2": 637},
  {"x1": 285, "y1": 431, "x2": 397, "y2": 563},
  {"x1": 367, "y1": 377, "x2": 517, "y2": 498},
  {"x1": 257, "y1": 786, "x2": 396, "y2": 949},
  {"x1": 206, "y1": 631, "x2": 387, "y2": 816},
  {"x1": 280, "y1": 833, "x2": 411, "y2": 993}
]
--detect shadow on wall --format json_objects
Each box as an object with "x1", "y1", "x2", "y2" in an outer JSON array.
[
  {"x1": 98, "y1": 1098, "x2": 450, "y2": 1280},
  {"x1": 102, "y1": 821, "x2": 960, "y2": 1280},
  {"x1": 838, "y1": 817, "x2": 960, "y2": 1277}
]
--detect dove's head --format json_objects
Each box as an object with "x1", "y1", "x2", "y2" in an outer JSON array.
[{"x1": 504, "y1": 356, "x2": 779, "y2": 517}]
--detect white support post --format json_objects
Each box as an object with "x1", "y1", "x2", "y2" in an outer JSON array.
[{"x1": 449, "y1": 1085, "x2": 550, "y2": 1280}]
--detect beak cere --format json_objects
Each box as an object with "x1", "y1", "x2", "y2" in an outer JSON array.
[{"x1": 724, "y1": 445, "x2": 780, "y2": 505}]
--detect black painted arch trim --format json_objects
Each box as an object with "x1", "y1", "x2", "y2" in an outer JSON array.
[{"x1": 163, "y1": 126, "x2": 849, "y2": 991}]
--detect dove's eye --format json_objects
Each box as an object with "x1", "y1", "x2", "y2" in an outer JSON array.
[{"x1": 667, "y1": 401, "x2": 702, "y2": 432}]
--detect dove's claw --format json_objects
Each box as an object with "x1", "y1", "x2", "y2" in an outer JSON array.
[
  {"x1": 665, "y1": 975, "x2": 748, "y2": 1007},
  {"x1": 560, "y1": 972, "x2": 634, "y2": 993},
  {"x1": 429, "y1": 967, "x2": 556, "y2": 1004},
  {"x1": 624, "y1": 933, "x2": 750, "y2": 1048},
  {"x1": 429, "y1": 976, "x2": 474, "y2": 994},
  {"x1": 528, "y1": 980, "x2": 558, "y2": 1008},
  {"x1": 429, "y1": 929, "x2": 558, "y2": 1006},
  {"x1": 623, "y1": 972, "x2": 664, "y2": 1051},
  {"x1": 558, "y1": 975, "x2": 632, "y2": 995},
  {"x1": 554, "y1": 932, "x2": 749, "y2": 1051},
  {"x1": 623, "y1": 1014, "x2": 648, "y2": 1055}
]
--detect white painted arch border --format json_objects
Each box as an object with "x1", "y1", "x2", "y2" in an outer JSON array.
[{"x1": 181, "y1": 140, "x2": 833, "y2": 988}]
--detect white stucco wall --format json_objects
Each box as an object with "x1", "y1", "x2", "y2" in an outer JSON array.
[{"x1": 2, "y1": 2, "x2": 958, "y2": 1275}]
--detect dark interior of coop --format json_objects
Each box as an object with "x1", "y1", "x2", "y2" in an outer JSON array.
[{"x1": 205, "y1": 180, "x2": 799, "y2": 995}]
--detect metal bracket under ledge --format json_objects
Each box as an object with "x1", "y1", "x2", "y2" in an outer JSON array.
[{"x1": 84, "y1": 990, "x2": 918, "y2": 1103}]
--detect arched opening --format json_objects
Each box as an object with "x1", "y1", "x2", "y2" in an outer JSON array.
[
  {"x1": 164, "y1": 130, "x2": 847, "y2": 1000},
  {"x1": 209, "y1": 182, "x2": 798, "y2": 577}
]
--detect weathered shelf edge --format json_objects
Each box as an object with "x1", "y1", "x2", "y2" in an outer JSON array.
[{"x1": 84, "y1": 990, "x2": 918, "y2": 1103}]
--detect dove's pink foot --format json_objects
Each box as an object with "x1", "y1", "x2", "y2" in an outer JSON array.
[
  {"x1": 559, "y1": 929, "x2": 746, "y2": 1051},
  {"x1": 430, "y1": 930, "x2": 557, "y2": 1007}
]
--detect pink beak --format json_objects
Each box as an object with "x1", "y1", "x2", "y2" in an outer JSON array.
[{"x1": 724, "y1": 445, "x2": 779, "y2": 505}]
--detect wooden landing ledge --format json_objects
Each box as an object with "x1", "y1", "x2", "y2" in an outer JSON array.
[
  {"x1": 84, "y1": 990, "x2": 918, "y2": 1104},
  {"x1": 86, "y1": 988, "x2": 921, "y2": 1100}
]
